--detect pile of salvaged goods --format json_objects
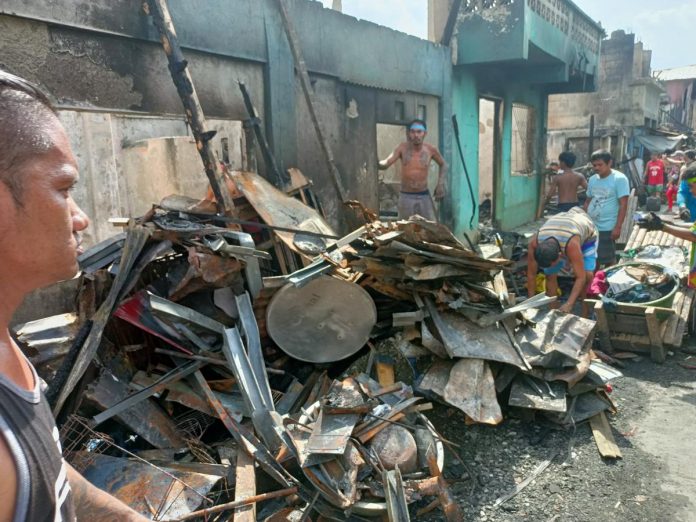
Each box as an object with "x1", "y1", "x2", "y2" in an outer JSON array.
[{"x1": 15, "y1": 171, "x2": 622, "y2": 521}]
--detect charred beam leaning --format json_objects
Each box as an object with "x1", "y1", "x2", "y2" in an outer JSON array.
[
  {"x1": 238, "y1": 81, "x2": 289, "y2": 188},
  {"x1": 276, "y1": 0, "x2": 348, "y2": 202},
  {"x1": 144, "y1": 0, "x2": 236, "y2": 216}
]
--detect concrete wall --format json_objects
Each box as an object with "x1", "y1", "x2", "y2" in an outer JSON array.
[
  {"x1": 56, "y1": 111, "x2": 244, "y2": 245},
  {"x1": 661, "y1": 79, "x2": 696, "y2": 131},
  {"x1": 0, "y1": 0, "x2": 452, "y2": 236},
  {"x1": 547, "y1": 30, "x2": 664, "y2": 163},
  {"x1": 478, "y1": 99, "x2": 496, "y2": 202},
  {"x1": 451, "y1": 66, "x2": 546, "y2": 233}
]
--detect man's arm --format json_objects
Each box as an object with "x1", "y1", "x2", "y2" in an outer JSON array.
[
  {"x1": 430, "y1": 146, "x2": 448, "y2": 199},
  {"x1": 577, "y1": 173, "x2": 588, "y2": 191},
  {"x1": 559, "y1": 238, "x2": 588, "y2": 313},
  {"x1": 67, "y1": 464, "x2": 149, "y2": 521},
  {"x1": 544, "y1": 176, "x2": 559, "y2": 204},
  {"x1": 583, "y1": 177, "x2": 593, "y2": 211},
  {"x1": 663, "y1": 223, "x2": 696, "y2": 242},
  {"x1": 378, "y1": 144, "x2": 402, "y2": 171},
  {"x1": 612, "y1": 195, "x2": 628, "y2": 240},
  {"x1": 583, "y1": 196, "x2": 592, "y2": 212},
  {"x1": 0, "y1": 436, "x2": 17, "y2": 522}
]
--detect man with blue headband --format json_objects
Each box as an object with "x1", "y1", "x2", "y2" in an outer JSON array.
[{"x1": 378, "y1": 119, "x2": 447, "y2": 221}]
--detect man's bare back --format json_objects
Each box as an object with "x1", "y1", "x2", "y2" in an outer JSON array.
[{"x1": 548, "y1": 169, "x2": 587, "y2": 204}]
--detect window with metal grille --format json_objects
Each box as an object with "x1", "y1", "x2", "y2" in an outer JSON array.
[{"x1": 511, "y1": 103, "x2": 536, "y2": 175}]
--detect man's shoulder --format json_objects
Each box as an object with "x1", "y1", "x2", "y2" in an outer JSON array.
[
  {"x1": 424, "y1": 143, "x2": 441, "y2": 154},
  {"x1": 611, "y1": 170, "x2": 629, "y2": 180}
]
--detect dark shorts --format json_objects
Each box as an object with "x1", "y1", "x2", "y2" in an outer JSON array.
[
  {"x1": 557, "y1": 202, "x2": 580, "y2": 212},
  {"x1": 597, "y1": 230, "x2": 616, "y2": 266}
]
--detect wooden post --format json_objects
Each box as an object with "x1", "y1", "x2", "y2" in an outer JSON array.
[
  {"x1": 145, "y1": 0, "x2": 236, "y2": 216},
  {"x1": 234, "y1": 450, "x2": 257, "y2": 521},
  {"x1": 594, "y1": 301, "x2": 613, "y2": 353},
  {"x1": 588, "y1": 114, "x2": 595, "y2": 158},
  {"x1": 645, "y1": 307, "x2": 666, "y2": 363}
]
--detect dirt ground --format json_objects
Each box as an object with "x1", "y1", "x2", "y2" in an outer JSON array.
[{"x1": 417, "y1": 346, "x2": 696, "y2": 522}]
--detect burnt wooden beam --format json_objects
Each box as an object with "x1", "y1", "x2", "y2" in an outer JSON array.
[
  {"x1": 276, "y1": 0, "x2": 348, "y2": 202},
  {"x1": 144, "y1": 0, "x2": 236, "y2": 216}
]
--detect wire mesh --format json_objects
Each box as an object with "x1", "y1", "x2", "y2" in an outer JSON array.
[{"x1": 59, "y1": 414, "x2": 212, "y2": 520}]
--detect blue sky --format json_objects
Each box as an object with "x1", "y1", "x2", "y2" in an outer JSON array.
[{"x1": 319, "y1": 0, "x2": 696, "y2": 71}]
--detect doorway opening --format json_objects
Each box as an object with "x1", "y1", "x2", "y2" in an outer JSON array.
[{"x1": 478, "y1": 97, "x2": 502, "y2": 225}]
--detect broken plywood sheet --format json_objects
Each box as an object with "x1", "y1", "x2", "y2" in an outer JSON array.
[
  {"x1": 77, "y1": 452, "x2": 219, "y2": 520},
  {"x1": 307, "y1": 378, "x2": 364, "y2": 455},
  {"x1": 508, "y1": 376, "x2": 567, "y2": 413},
  {"x1": 85, "y1": 369, "x2": 185, "y2": 449},
  {"x1": 231, "y1": 170, "x2": 336, "y2": 256},
  {"x1": 424, "y1": 298, "x2": 528, "y2": 369},
  {"x1": 517, "y1": 310, "x2": 596, "y2": 368},
  {"x1": 419, "y1": 359, "x2": 502, "y2": 425},
  {"x1": 444, "y1": 359, "x2": 502, "y2": 425}
]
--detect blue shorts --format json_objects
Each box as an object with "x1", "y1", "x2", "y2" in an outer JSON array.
[{"x1": 543, "y1": 238, "x2": 598, "y2": 275}]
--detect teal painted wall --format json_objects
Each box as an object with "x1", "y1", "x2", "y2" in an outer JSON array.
[
  {"x1": 450, "y1": 69, "x2": 548, "y2": 236},
  {"x1": 496, "y1": 85, "x2": 546, "y2": 231},
  {"x1": 450, "y1": 68, "x2": 480, "y2": 239}
]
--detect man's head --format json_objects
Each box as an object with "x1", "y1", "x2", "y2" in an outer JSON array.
[
  {"x1": 558, "y1": 151, "x2": 576, "y2": 169},
  {"x1": 534, "y1": 238, "x2": 562, "y2": 269},
  {"x1": 650, "y1": 151, "x2": 659, "y2": 161},
  {"x1": 407, "y1": 119, "x2": 427, "y2": 146},
  {"x1": 0, "y1": 70, "x2": 89, "y2": 294},
  {"x1": 686, "y1": 150, "x2": 696, "y2": 162},
  {"x1": 590, "y1": 149, "x2": 613, "y2": 177},
  {"x1": 684, "y1": 164, "x2": 696, "y2": 197}
]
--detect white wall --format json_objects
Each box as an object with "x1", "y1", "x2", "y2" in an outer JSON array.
[{"x1": 59, "y1": 111, "x2": 244, "y2": 246}]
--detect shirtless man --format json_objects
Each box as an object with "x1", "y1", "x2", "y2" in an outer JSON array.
[
  {"x1": 545, "y1": 151, "x2": 587, "y2": 212},
  {"x1": 0, "y1": 70, "x2": 148, "y2": 521},
  {"x1": 378, "y1": 119, "x2": 447, "y2": 221}
]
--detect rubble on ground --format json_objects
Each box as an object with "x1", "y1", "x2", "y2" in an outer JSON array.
[{"x1": 16, "y1": 171, "x2": 622, "y2": 520}]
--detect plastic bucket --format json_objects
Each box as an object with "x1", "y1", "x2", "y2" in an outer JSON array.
[{"x1": 605, "y1": 262, "x2": 679, "y2": 309}]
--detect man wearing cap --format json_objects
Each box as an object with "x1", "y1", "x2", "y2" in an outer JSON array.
[
  {"x1": 378, "y1": 119, "x2": 447, "y2": 221},
  {"x1": 526, "y1": 207, "x2": 598, "y2": 314}
]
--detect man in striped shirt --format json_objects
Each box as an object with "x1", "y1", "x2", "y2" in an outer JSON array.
[{"x1": 526, "y1": 207, "x2": 598, "y2": 314}]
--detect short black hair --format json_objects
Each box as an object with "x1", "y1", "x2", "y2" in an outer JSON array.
[
  {"x1": 534, "y1": 238, "x2": 561, "y2": 269},
  {"x1": 590, "y1": 149, "x2": 613, "y2": 164},
  {"x1": 686, "y1": 150, "x2": 696, "y2": 160},
  {"x1": 0, "y1": 69, "x2": 57, "y2": 205},
  {"x1": 559, "y1": 151, "x2": 576, "y2": 168},
  {"x1": 408, "y1": 119, "x2": 427, "y2": 131}
]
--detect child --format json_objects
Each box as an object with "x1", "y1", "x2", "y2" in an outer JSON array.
[{"x1": 666, "y1": 173, "x2": 679, "y2": 213}]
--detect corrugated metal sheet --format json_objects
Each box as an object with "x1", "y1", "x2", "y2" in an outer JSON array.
[{"x1": 655, "y1": 65, "x2": 696, "y2": 82}]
